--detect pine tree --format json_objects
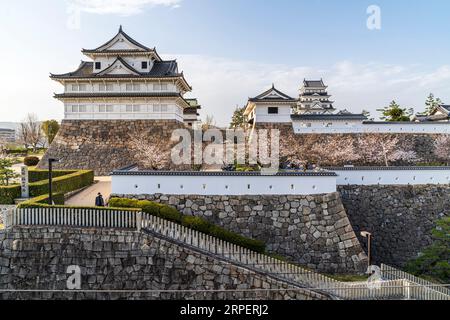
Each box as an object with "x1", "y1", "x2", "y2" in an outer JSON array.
[
  {"x1": 378, "y1": 100, "x2": 412, "y2": 122},
  {"x1": 229, "y1": 106, "x2": 246, "y2": 129},
  {"x1": 424, "y1": 93, "x2": 443, "y2": 115}
]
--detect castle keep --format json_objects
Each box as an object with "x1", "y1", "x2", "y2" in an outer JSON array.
[{"x1": 39, "y1": 27, "x2": 201, "y2": 175}]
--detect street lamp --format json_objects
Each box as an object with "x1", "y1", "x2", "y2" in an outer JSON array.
[
  {"x1": 360, "y1": 231, "x2": 372, "y2": 270},
  {"x1": 48, "y1": 158, "x2": 60, "y2": 205}
]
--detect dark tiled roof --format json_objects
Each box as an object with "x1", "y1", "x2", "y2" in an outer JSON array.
[
  {"x1": 249, "y1": 85, "x2": 296, "y2": 102},
  {"x1": 83, "y1": 25, "x2": 152, "y2": 53},
  {"x1": 51, "y1": 60, "x2": 182, "y2": 79},
  {"x1": 301, "y1": 92, "x2": 329, "y2": 96},
  {"x1": 362, "y1": 121, "x2": 450, "y2": 125},
  {"x1": 183, "y1": 107, "x2": 200, "y2": 115},
  {"x1": 112, "y1": 170, "x2": 337, "y2": 177},
  {"x1": 326, "y1": 166, "x2": 450, "y2": 171},
  {"x1": 291, "y1": 114, "x2": 367, "y2": 121},
  {"x1": 304, "y1": 79, "x2": 325, "y2": 87},
  {"x1": 440, "y1": 105, "x2": 450, "y2": 112}
]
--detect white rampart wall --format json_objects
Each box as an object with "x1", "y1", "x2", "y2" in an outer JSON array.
[
  {"x1": 292, "y1": 121, "x2": 450, "y2": 134},
  {"x1": 112, "y1": 174, "x2": 337, "y2": 196},
  {"x1": 334, "y1": 168, "x2": 450, "y2": 185}
]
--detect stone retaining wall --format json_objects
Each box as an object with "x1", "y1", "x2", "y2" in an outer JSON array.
[
  {"x1": 116, "y1": 192, "x2": 367, "y2": 273},
  {"x1": 38, "y1": 120, "x2": 187, "y2": 176},
  {"x1": 339, "y1": 185, "x2": 450, "y2": 267},
  {"x1": 0, "y1": 227, "x2": 328, "y2": 300}
]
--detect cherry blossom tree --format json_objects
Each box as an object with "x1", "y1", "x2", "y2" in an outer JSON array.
[
  {"x1": 433, "y1": 135, "x2": 450, "y2": 165},
  {"x1": 356, "y1": 135, "x2": 418, "y2": 166},
  {"x1": 129, "y1": 132, "x2": 171, "y2": 170}
]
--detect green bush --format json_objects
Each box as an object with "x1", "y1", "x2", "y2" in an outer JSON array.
[
  {"x1": 18, "y1": 193, "x2": 65, "y2": 208},
  {"x1": 29, "y1": 170, "x2": 94, "y2": 197},
  {"x1": 107, "y1": 197, "x2": 141, "y2": 208},
  {"x1": 405, "y1": 217, "x2": 450, "y2": 283},
  {"x1": 181, "y1": 216, "x2": 265, "y2": 253},
  {"x1": 0, "y1": 185, "x2": 21, "y2": 205},
  {"x1": 28, "y1": 169, "x2": 77, "y2": 183},
  {"x1": 24, "y1": 156, "x2": 40, "y2": 166},
  {"x1": 109, "y1": 197, "x2": 267, "y2": 253}
]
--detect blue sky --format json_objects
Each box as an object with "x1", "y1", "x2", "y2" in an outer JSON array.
[{"x1": 1, "y1": 0, "x2": 450, "y2": 125}]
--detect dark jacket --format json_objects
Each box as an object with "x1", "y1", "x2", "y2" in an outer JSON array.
[{"x1": 95, "y1": 195, "x2": 105, "y2": 207}]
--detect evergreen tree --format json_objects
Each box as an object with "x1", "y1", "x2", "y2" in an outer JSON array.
[
  {"x1": 378, "y1": 100, "x2": 412, "y2": 122},
  {"x1": 42, "y1": 120, "x2": 60, "y2": 145},
  {"x1": 424, "y1": 93, "x2": 443, "y2": 115},
  {"x1": 229, "y1": 106, "x2": 246, "y2": 129}
]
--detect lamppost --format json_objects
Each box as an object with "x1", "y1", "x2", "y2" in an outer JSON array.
[
  {"x1": 360, "y1": 231, "x2": 372, "y2": 270},
  {"x1": 48, "y1": 158, "x2": 59, "y2": 205}
]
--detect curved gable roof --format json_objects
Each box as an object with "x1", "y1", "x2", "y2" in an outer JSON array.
[{"x1": 249, "y1": 85, "x2": 296, "y2": 102}]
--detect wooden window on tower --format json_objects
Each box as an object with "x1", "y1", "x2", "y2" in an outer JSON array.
[
  {"x1": 268, "y1": 107, "x2": 279, "y2": 114},
  {"x1": 95, "y1": 62, "x2": 101, "y2": 70},
  {"x1": 142, "y1": 61, "x2": 148, "y2": 69}
]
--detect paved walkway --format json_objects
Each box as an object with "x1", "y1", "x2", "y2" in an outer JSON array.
[{"x1": 65, "y1": 176, "x2": 111, "y2": 207}]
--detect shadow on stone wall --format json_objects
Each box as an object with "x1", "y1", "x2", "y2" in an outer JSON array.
[{"x1": 339, "y1": 185, "x2": 450, "y2": 267}]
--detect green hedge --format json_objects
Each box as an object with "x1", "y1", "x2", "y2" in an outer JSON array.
[
  {"x1": 0, "y1": 185, "x2": 21, "y2": 205},
  {"x1": 29, "y1": 170, "x2": 94, "y2": 197},
  {"x1": 18, "y1": 193, "x2": 65, "y2": 208},
  {"x1": 108, "y1": 197, "x2": 266, "y2": 253},
  {"x1": 28, "y1": 169, "x2": 77, "y2": 183}
]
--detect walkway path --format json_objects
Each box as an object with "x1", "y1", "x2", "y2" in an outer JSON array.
[{"x1": 65, "y1": 176, "x2": 111, "y2": 207}]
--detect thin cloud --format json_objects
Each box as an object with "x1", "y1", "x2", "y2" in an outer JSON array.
[
  {"x1": 169, "y1": 54, "x2": 450, "y2": 125},
  {"x1": 68, "y1": 0, "x2": 182, "y2": 16}
]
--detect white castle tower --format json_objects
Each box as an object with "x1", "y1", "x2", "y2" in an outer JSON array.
[{"x1": 51, "y1": 26, "x2": 195, "y2": 122}]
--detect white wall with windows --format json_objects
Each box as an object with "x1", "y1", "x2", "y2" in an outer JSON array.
[
  {"x1": 63, "y1": 102, "x2": 184, "y2": 121},
  {"x1": 253, "y1": 105, "x2": 292, "y2": 123},
  {"x1": 292, "y1": 120, "x2": 450, "y2": 134},
  {"x1": 92, "y1": 56, "x2": 153, "y2": 73},
  {"x1": 333, "y1": 167, "x2": 450, "y2": 185},
  {"x1": 64, "y1": 81, "x2": 179, "y2": 93},
  {"x1": 112, "y1": 173, "x2": 337, "y2": 196}
]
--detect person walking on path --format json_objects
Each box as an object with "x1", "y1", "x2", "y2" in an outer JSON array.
[{"x1": 95, "y1": 192, "x2": 105, "y2": 207}]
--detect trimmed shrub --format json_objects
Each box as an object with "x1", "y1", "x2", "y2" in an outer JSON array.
[
  {"x1": 158, "y1": 205, "x2": 183, "y2": 223},
  {"x1": 182, "y1": 216, "x2": 266, "y2": 253},
  {"x1": 0, "y1": 185, "x2": 21, "y2": 205},
  {"x1": 18, "y1": 193, "x2": 65, "y2": 208},
  {"x1": 24, "y1": 156, "x2": 40, "y2": 167},
  {"x1": 29, "y1": 170, "x2": 94, "y2": 197},
  {"x1": 28, "y1": 169, "x2": 77, "y2": 183},
  {"x1": 109, "y1": 197, "x2": 267, "y2": 253}
]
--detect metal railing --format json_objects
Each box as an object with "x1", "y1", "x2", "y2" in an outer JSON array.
[
  {"x1": 2, "y1": 207, "x2": 138, "y2": 230},
  {"x1": 381, "y1": 264, "x2": 450, "y2": 300}
]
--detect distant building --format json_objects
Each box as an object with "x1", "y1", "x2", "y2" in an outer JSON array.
[
  {"x1": 243, "y1": 79, "x2": 450, "y2": 134},
  {"x1": 244, "y1": 84, "x2": 297, "y2": 124},
  {"x1": 184, "y1": 98, "x2": 202, "y2": 129},
  {"x1": 0, "y1": 128, "x2": 16, "y2": 143},
  {"x1": 296, "y1": 79, "x2": 335, "y2": 114},
  {"x1": 411, "y1": 105, "x2": 450, "y2": 122}
]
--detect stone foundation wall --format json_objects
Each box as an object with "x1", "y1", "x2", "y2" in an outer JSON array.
[
  {"x1": 116, "y1": 192, "x2": 367, "y2": 273},
  {"x1": 38, "y1": 120, "x2": 187, "y2": 176},
  {"x1": 0, "y1": 227, "x2": 328, "y2": 300},
  {"x1": 256, "y1": 123, "x2": 448, "y2": 166},
  {"x1": 339, "y1": 185, "x2": 450, "y2": 267}
]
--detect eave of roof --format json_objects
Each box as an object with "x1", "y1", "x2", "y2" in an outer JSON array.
[
  {"x1": 251, "y1": 85, "x2": 296, "y2": 102},
  {"x1": 111, "y1": 170, "x2": 338, "y2": 177},
  {"x1": 291, "y1": 114, "x2": 367, "y2": 121},
  {"x1": 97, "y1": 56, "x2": 140, "y2": 76}
]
